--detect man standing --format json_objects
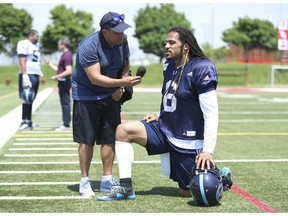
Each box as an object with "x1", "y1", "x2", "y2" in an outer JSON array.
[
  {"x1": 97, "y1": 26, "x2": 219, "y2": 201},
  {"x1": 44, "y1": 38, "x2": 73, "y2": 131},
  {"x1": 72, "y1": 12, "x2": 142, "y2": 197},
  {"x1": 17, "y1": 29, "x2": 42, "y2": 130}
]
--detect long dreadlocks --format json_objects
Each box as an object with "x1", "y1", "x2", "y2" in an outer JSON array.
[{"x1": 168, "y1": 26, "x2": 208, "y2": 60}]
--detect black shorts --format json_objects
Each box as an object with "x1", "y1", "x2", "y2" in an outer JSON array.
[{"x1": 73, "y1": 97, "x2": 120, "y2": 145}]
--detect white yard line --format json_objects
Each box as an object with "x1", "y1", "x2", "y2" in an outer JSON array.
[
  {"x1": 0, "y1": 159, "x2": 287, "y2": 165},
  {"x1": 4, "y1": 154, "x2": 78, "y2": 157},
  {"x1": 0, "y1": 182, "x2": 79, "y2": 186},
  {"x1": 220, "y1": 119, "x2": 288, "y2": 122},
  {"x1": 16, "y1": 138, "x2": 73, "y2": 141},
  {"x1": 13, "y1": 142, "x2": 74, "y2": 145},
  {"x1": 0, "y1": 170, "x2": 80, "y2": 174},
  {"x1": 0, "y1": 88, "x2": 53, "y2": 149},
  {"x1": 9, "y1": 148, "x2": 77, "y2": 151},
  {"x1": 0, "y1": 196, "x2": 90, "y2": 200}
]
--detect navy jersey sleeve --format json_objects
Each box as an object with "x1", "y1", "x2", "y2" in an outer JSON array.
[{"x1": 193, "y1": 60, "x2": 218, "y2": 94}]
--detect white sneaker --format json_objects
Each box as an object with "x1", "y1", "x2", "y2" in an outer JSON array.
[
  {"x1": 100, "y1": 177, "x2": 120, "y2": 192},
  {"x1": 55, "y1": 125, "x2": 70, "y2": 131},
  {"x1": 79, "y1": 178, "x2": 95, "y2": 197},
  {"x1": 19, "y1": 122, "x2": 32, "y2": 130}
]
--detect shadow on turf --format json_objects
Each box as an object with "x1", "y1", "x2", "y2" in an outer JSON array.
[
  {"x1": 136, "y1": 186, "x2": 180, "y2": 197},
  {"x1": 137, "y1": 187, "x2": 221, "y2": 207},
  {"x1": 66, "y1": 180, "x2": 101, "y2": 192}
]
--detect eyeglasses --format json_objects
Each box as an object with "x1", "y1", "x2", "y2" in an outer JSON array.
[{"x1": 103, "y1": 14, "x2": 125, "y2": 28}]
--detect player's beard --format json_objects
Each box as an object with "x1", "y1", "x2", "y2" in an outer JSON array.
[{"x1": 175, "y1": 45, "x2": 185, "y2": 66}]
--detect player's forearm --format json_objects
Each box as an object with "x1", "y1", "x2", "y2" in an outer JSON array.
[{"x1": 199, "y1": 90, "x2": 219, "y2": 154}]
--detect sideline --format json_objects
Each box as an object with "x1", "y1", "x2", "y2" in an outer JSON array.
[{"x1": 0, "y1": 88, "x2": 53, "y2": 149}]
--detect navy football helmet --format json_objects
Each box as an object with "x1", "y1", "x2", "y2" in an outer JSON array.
[
  {"x1": 21, "y1": 87, "x2": 35, "y2": 104},
  {"x1": 188, "y1": 163, "x2": 223, "y2": 206}
]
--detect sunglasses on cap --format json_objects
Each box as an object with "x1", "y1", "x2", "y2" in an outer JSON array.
[{"x1": 103, "y1": 14, "x2": 125, "y2": 28}]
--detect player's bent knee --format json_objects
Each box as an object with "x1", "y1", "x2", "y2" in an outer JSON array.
[{"x1": 116, "y1": 122, "x2": 132, "y2": 141}]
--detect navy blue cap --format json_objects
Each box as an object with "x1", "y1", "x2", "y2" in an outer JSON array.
[{"x1": 100, "y1": 12, "x2": 131, "y2": 33}]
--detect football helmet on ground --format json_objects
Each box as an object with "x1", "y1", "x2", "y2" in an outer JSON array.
[
  {"x1": 21, "y1": 87, "x2": 35, "y2": 104},
  {"x1": 188, "y1": 163, "x2": 223, "y2": 206}
]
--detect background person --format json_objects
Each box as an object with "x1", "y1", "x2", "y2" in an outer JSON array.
[
  {"x1": 97, "y1": 26, "x2": 219, "y2": 201},
  {"x1": 44, "y1": 38, "x2": 73, "y2": 131},
  {"x1": 17, "y1": 29, "x2": 42, "y2": 130},
  {"x1": 71, "y1": 11, "x2": 142, "y2": 197}
]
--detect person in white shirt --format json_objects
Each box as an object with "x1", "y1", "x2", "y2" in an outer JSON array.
[{"x1": 17, "y1": 29, "x2": 42, "y2": 130}]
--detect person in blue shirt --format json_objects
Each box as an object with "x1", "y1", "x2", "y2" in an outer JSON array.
[
  {"x1": 72, "y1": 11, "x2": 141, "y2": 197},
  {"x1": 97, "y1": 26, "x2": 219, "y2": 201}
]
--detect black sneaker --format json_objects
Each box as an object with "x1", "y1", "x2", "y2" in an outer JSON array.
[
  {"x1": 221, "y1": 167, "x2": 233, "y2": 191},
  {"x1": 96, "y1": 186, "x2": 136, "y2": 201}
]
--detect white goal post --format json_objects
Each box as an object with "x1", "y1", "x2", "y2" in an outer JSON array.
[{"x1": 270, "y1": 65, "x2": 288, "y2": 86}]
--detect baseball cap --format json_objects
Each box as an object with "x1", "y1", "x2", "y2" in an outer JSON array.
[{"x1": 100, "y1": 12, "x2": 131, "y2": 33}]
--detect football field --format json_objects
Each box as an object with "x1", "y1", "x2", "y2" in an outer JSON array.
[{"x1": 0, "y1": 87, "x2": 287, "y2": 213}]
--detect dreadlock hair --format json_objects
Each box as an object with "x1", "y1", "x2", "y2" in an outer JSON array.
[{"x1": 168, "y1": 26, "x2": 208, "y2": 60}]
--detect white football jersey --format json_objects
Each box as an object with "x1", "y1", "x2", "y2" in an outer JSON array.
[{"x1": 17, "y1": 39, "x2": 42, "y2": 76}]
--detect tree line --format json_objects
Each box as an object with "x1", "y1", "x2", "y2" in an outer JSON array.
[{"x1": 0, "y1": 3, "x2": 278, "y2": 63}]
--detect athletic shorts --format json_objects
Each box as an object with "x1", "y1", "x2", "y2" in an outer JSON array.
[
  {"x1": 141, "y1": 120, "x2": 201, "y2": 190},
  {"x1": 73, "y1": 97, "x2": 120, "y2": 145}
]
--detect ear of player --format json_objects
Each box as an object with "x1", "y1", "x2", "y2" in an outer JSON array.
[{"x1": 188, "y1": 163, "x2": 233, "y2": 207}]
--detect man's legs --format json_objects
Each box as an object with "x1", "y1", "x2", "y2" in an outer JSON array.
[
  {"x1": 78, "y1": 143, "x2": 95, "y2": 197},
  {"x1": 19, "y1": 74, "x2": 39, "y2": 130},
  {"x1": 97, "y1": 121, "x2": 147, "y2": 201},
  {"x1": 99, "y1": 144, "x2": 120, "y2": 192},
  {"x1": 78, "y1": 143, "x2": 93, "y2": 177},
  {"x1": 59, "y1": 82, "x2": 71, "y2": 127}
]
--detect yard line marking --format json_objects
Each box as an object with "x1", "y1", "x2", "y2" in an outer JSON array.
[
  {"x1": 232, "y1": 184, "x2": 278, "y2": 213},
  {"x1": 220, "y1": 111, "x2": 288, "y2": 114},
  {"x1": 0, "y1": 196, "x2": 90, "y2": 200},
  {"x1": 4, "y1": 154, "x2": 78, "y2": 157},
  {"x1": 214, "y1": 159, "x2": 288, "y2": 162},
  {"x1": 0, "y1": 159, "x2": 287, "y2": 165},
  {"x1": 0, "y1": 182, "x2": 79, "y2": 186},
  {"x1": 0, "y1": 161, "x2": 161, "y2": 165},
  {"x1": 16, "y1": 138, "x2": 73, "y2": 141},
  {"x1": 20, "y1": 130, "x2": 72, "y2": 133},
  {"x1": 0, "y1": 170, "x2": 80, "y2": 174},
  {"x1": 218, "y1": 132, "x2": 288, "y2": 136},
  {"x1": 14, "y1": 132, "x2": 288, "y2": 141},
  {"x1": 0, "y1": 88, "x2": 53, "y2": 149},
  {"x1": 115, "y1": 111, "x2": 288, "y2": 115},
  {"x1": 8, "y1": 147, "x2": 76, "y2": 151},
  {"x1": 0, "y1": 92, "x2": 18, "y2": 100},
  {"x1": 15, "y1": 134, "x2": 72, "y2": 137},
  {"x1": 220, "y1": 119, "x2": 288, "y2": 123},
  {"x1": 13, "y1": 142, "x2": 74, "y2": 145}
]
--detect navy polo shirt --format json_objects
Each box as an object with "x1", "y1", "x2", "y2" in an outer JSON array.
[{"x1": 72, "y1": 31, "x2": 130, "y2": 100}]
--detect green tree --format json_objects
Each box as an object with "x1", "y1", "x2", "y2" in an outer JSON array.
[
  {"x1": 0, "y1": 4, "x2": 32, "y2": 56},
  {"x1": 201, "y1": 43, "x2": 230, "y2": 62},
  {"x1": 134, "y1": 4, "x2": 193, "y2": 62},
  {"x1": 41, "y1": 4, "x2": 95, "y2": 54},
  {"x1": 222, "y1": 17, "x2": 277, "y2": 65}
]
